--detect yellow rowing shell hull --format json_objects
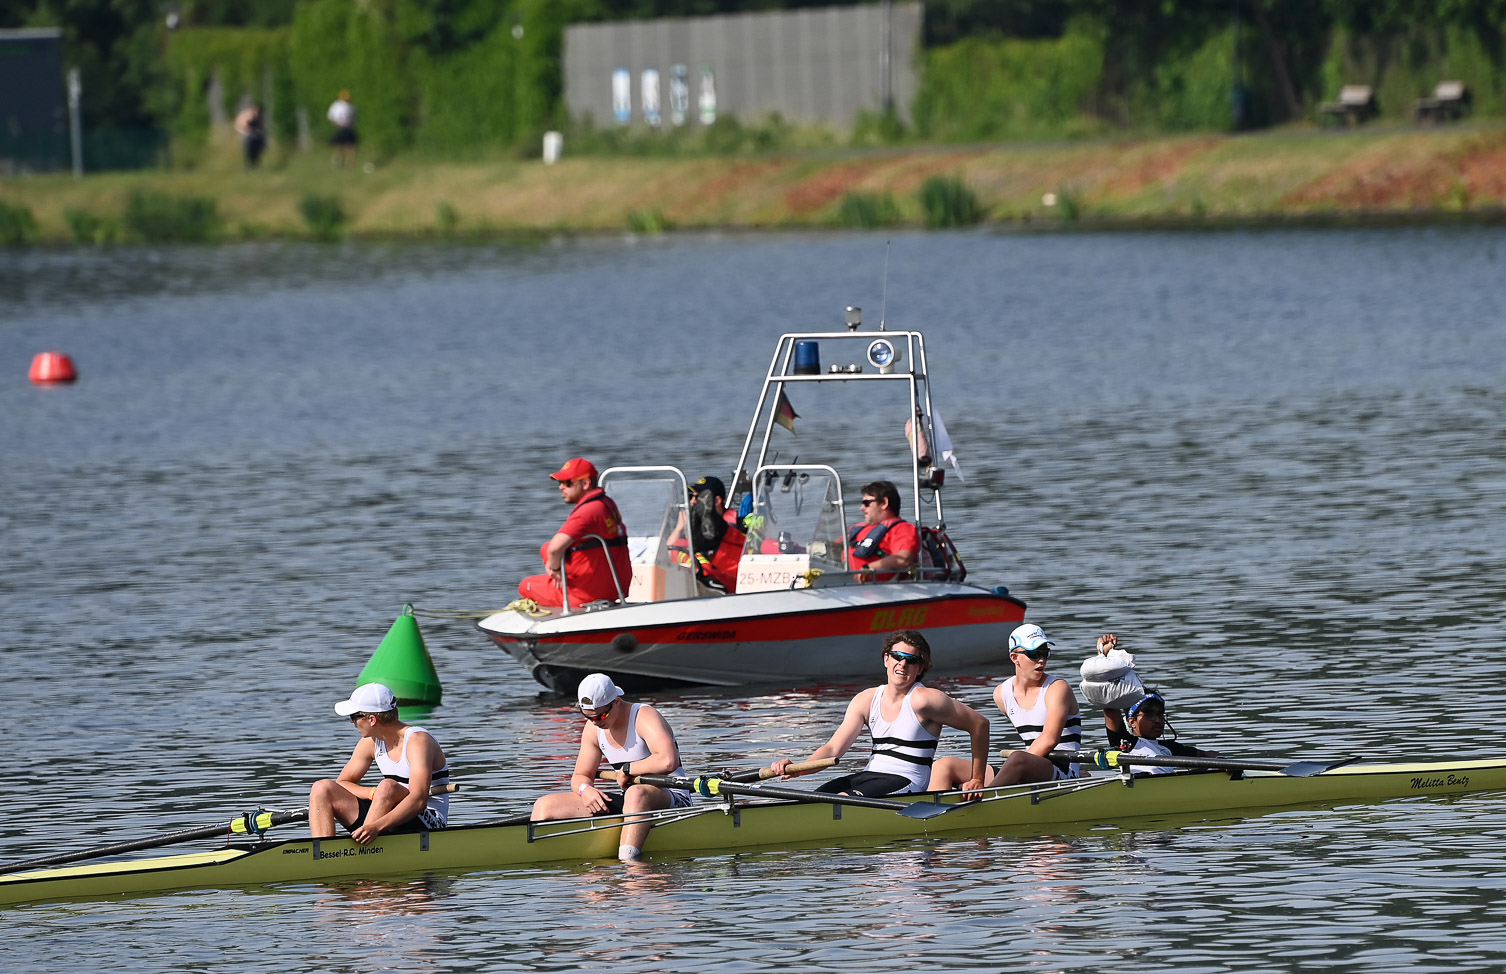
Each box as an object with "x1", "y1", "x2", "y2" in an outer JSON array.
[{"x1": 4, "y1": 758, "x2": 1502, "y2": 906}]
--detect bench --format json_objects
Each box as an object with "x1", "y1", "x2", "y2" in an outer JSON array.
[
  {"x1": 1414, "y1": 81, "x2": 1470, "y2": 124},
  {"x1": 1318, "y1": 85, "x2": 1378, "y2": 127}
]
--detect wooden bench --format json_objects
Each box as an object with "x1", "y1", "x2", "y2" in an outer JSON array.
[
  {"x1": 1318, "y1": 85, "x2": 1378, "y2": 127},
  {"x1": 1414, "y1": 81, "x2": 1470, "y2": 124}
]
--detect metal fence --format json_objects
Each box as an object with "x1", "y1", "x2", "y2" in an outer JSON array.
[{"x1": 563, "y1": 2, "x2": 922, "y2": 131}]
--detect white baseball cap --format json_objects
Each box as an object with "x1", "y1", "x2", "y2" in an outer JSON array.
[
  {"x1": 1008, "y1": 624, "x2": 1054, "y2": 654},
  {"x1": 577, "y1": 673, "x2": 624, "y2": 710},
  {"x1": 334, "y1": 683, "x2": 397, "y2": 716}
]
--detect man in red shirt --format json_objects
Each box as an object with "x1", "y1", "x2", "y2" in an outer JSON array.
[
  {"x1": 518, "y1": 458, "x2": 632, "y2": 607},
  {"x1": 847, "y1": 480, "x2": 919, "y2": 582}
]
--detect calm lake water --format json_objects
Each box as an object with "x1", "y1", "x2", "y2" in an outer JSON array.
[{"x1": 4, "y1": 226, "x2": 1506, "y2": 972}]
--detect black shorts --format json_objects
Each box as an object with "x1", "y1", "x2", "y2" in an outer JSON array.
[
  {"x1": 816, "y1": 771, "x2": 916, "y2": 797},
  {"x1": 348, "y1": 797, "x2": 443, "y2": 834},
  {"x1": 331, "y1": 127, "x2": 359, "y2": 146}
]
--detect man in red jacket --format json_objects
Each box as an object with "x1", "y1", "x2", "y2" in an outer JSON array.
[
  {"x1": 518, "y1": 458, "x2": 632, "y2": 607},
  {"x1": 847, "y1": 480, "x2": 919, "y2": 582}
]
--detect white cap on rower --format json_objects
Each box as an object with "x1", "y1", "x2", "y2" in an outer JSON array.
[
  {"x1": 334, "y1": 682, "x2": 397, "y2": 716},
  {"x1": 1008, "y1": 623, "x2": 1054, "y2": 654},
  {"x1": 577, "y1": 673, "x2": 624, "y2": 710}
]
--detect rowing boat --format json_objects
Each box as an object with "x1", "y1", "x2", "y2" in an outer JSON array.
[{"x1": 5, "y1": 756, "x2": 1503, "y2": 906}]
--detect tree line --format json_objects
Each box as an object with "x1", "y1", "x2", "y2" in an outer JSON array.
[{"x1": 4, "y1": 0, "x2": 1503, "y2": 151}]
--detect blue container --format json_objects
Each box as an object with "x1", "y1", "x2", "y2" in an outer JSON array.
[{"x1": 793, "y1": 340, "x2": 820, "y2": 375}]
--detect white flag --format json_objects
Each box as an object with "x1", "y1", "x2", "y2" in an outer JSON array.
[{"x1": 932, "y1": 408, "x2": 964, "y2": 482}]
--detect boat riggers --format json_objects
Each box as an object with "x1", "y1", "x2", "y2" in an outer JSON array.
[
  {"x1": 631, "y1": 771, "x2": 959, "y2": 819},
  {"x1": 0, "y1": 782, "x2": 460, "y2": 876},
  {"x1": 1056, "y1": 748, "x2": 1359, "y2": 777}
]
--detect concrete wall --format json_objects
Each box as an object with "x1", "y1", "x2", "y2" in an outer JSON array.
[{"x1": 563, "y1": 2, "x2": 921, "y2": 130}]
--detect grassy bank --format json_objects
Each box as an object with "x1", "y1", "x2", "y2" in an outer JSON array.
[{"x1": 6, "y1": 122, "x2": 1506, "y2": 244}]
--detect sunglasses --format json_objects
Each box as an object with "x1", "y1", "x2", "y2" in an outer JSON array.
[
  {"x1": 348, "y1": 712, "x2": 374, "y2": 723},
  {"x1": 1012, "y1": 646, "x2": 1051, "y2": 661},
  {"x1": 860, "y1": 499, "x2": 877, "y2": 507},
  {"x1": 580, "y1": 699, "x2": 616, "y2": 722},
  {"x1": 886, "y1": 649, "x2": 923, "y2": 664}
]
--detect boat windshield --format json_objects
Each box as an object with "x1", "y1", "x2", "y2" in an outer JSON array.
[
  {"x1": 599, "y1": 467, "x2": 698, "y2": 602},
  {"x1": 740, "y1": 466, "x2": 847, "y2": 571}
]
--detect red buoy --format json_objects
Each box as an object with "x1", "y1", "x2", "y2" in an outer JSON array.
[{"x1": 29, "y1": 351, "x2": 78, "y2": 384}]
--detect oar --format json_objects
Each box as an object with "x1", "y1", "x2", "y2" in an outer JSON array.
[
  {"x1": 1057, "y1": 748, "x2": 1359, "y2": 777},
  {"x1": 0, "y1": 783, "x2": 460, "y2": 875},
  {"x1": 723, "y1": 758, "x2": 838, "y2": 782},
  {"x1": 595, "y1": 758, "x2": 836, "y2": 787},
  {"x1": 629, "y1": 771, "x2": 961, "y2": 820}
]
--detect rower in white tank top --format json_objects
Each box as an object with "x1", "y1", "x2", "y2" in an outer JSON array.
[
  {"x1": 863, "y1": 683, "x2": 940, "y2": 793},
  {"x1": 1001, "y1": 674, "x2": 1083, "y2": 778},
  {"x1": 375, "y1": 726, "x2": 451, "y2": 828},
  {"x1": 598, "y1": 703, "x2": 693, "y2": 807}
]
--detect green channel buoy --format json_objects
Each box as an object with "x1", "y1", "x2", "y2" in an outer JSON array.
[{"x1": 357, "y1": 604, "x2": 442, "y2": 708}]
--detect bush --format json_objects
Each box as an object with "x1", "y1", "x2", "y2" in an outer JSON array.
[
  {"x1": 626, "y1": 208, "x2": 670, "y2": 234},
  {"x1": 122, "y1": 190, "x2": 220, "y2": 242},
  {"x1": 436, "y1": 201, "x2": 458, "y2": 234},
  {"x1": 835, "y1": 191, "x2": 901, "y2": 228},
  {"x1": 299, "y1": 192, "x2": 346, "y2": 240},
  {"x1": 918, "y1": 176, "x2": 984, "y2": 228},
  {"x1": 64, "y1": 208, "x2": 119, "y2": 244},
  {"x1": 0, "y1": 200, "x2": 38, "y2": 245}
]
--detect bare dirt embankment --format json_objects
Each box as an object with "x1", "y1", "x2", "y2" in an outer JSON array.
[{"x1": 7, "y1": 122, "x2": 1506, "y2": 243}]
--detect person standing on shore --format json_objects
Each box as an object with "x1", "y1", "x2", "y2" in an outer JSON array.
[{"x1": 327, "y1": 90, "x2": 358, "y2": 169}]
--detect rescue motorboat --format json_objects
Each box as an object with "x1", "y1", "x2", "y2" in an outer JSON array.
[{"x1": 478, "y1": 313, "x2": 1026, "y2": 692}]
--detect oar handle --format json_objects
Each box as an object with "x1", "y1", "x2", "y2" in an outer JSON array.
[
  {"x1": 430, "y1": 783, "x2": 460, "y2": 795},
  {"x1": 733, "y1": 758, "x2": 838, "y2": 782}
]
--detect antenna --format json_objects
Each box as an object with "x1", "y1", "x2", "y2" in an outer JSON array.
[{"x1": 879, "y1": 241, "x2": 890, "y2": 331}]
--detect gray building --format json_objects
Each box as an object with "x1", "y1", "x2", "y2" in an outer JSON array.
[
  {"x1": 563, "y1": 2, "x2": 921, "y2": 131},
  {"x1": 0, "y1": 28, "x2": 68, "y2": 173}
]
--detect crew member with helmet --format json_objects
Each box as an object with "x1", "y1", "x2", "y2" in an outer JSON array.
[
  {"x1": 518, "y1": 458, "x2": 632, "y2": 608},
  {"x1": 1116, "y1": 691, "x2": 1217, "y2": 774},
  {"x1": 847, "y1": 480, "x2": 919, "y2": 582}
]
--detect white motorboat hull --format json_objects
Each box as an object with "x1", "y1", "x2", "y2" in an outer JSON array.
[{"x1": 477, "y1": 582, "x2": 1025, "y2": 691}]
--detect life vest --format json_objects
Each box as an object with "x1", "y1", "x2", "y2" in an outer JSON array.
[
  {"x1": 563, "y1": 489, "x2": 631, "y2": 601},
  {"x1": 700, "y1": 521, "x2": 745, "y2": 592},
  {"x1": 848, "y1": 519, "x2": 896, "y2": 564}
]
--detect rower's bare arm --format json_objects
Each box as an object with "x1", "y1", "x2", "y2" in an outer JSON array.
[
  {"x1": 626, "y1": 705, "x2": 682, "y2": 779},
  {"x1": 917, "y1": 689, "x2": 991, "y2": 787},
  {"x1": 773, "y1": 690, "x2": 871, "y2": 777},
  {"x1": 335, "y1": 739, "x2": 377, "y2": 791},
  {"x1": 1027, "y1": 681, "x2": 1077, "y2": 757},
  {"x1": 571, "y1": 729, "x2": 607, "y2": 795}
]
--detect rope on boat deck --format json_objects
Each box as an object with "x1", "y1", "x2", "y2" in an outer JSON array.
[{"x1": 405, "y1": 606, "x2": 517, "y2": 621}]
